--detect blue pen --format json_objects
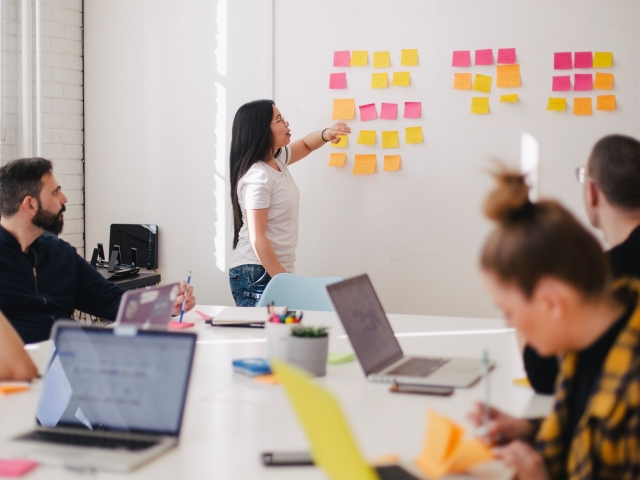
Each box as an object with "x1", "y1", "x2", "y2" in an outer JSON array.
[{"x1": 179, "y1": 271, "x2": 191, "y2": 323}]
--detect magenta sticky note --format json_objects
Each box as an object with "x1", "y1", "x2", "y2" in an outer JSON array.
[
  {"x1": 380, "y1": 103, "x2": 398, "y2": 120},
  {"x1": 359, "y1": 103, "x2": 378, "y2": 121},
  {"x1": 574, "y1": 51, "x2": 593, "y2": 68},
  {"x1": 333, "y1": 50, "x2": 350, "y2": 67},
  {"x1": 497, "y1": 48, "x2": 516, "y2": 64},
  {"x1": 329, "y1": 73, "x2": 347, "y2": 89},
  {"x1": 452, "y1": 50, "x2": 471, "y2": 67},
  {"x1": 403, "y1": 102, "x2": 421, "y2": 119},
  {"x1": 554, "y1": 52, "x2": 572, "y2": 70},
  {"x1": 475, "y1": 49, "x2": 493, "y2": 65},
  {"x1": 552, "y1": 75, "x2": 571, "y2": 91},
  {"x1": 0, "y1": 459, "x2": 38, "y2": 477},
  {"x1": 574, "y1": 73, "x2": 593, "y2": 91}
]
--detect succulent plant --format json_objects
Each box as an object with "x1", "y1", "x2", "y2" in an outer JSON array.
[{"x1": 290, "y1": 326, "x2": 328, "y2": 338}]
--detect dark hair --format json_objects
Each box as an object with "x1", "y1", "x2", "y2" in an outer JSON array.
[
  {"x1": 0, "y1": 157, "x2": 53, "y2": 217},
  {"x1": 229, "y1": 99, "x2": 280, "y2": 249},
  {"x1": 588, "y1": 134, "x2": 640, "y2": 210},
  {"x1": 481, "y1": 169, "x2": 609, "y2": 298}
]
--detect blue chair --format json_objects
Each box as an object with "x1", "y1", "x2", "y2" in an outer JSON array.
[{"x1": 257, "y1": 273, "x2": 343, "y2": 311}]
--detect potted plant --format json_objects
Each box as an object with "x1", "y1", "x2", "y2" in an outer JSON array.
[{"x1": 286, "y1": 326, "x2": 329, "y2": 377}]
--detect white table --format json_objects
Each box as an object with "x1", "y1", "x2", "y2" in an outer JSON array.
[{"x1": 1, "y1": 307, "x2": 553, "y2": 479}]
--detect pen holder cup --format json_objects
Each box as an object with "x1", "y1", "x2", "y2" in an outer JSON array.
[
  {"x1": 286, "y1": 335, "x2": 329, "y2": 377},
  {"x1": 266, "y1": 322, "x2": 294, "y2": 360}
]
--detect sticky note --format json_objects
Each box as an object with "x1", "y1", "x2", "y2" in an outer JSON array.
[
  {"x1": 453, "y1": 73, "x2": 471, "y2": 90},
  {"x1": 327, "y1": 352, "x2": 355, "y2": 364},
  {"x1": 382, "y1": 131, "x2": 399, "y2": 149},
  {"x1": 400, "y1": 49, "x2": 418, "y2": 66},
  {"x1": 574, "y1": 74, "x2": 593, "y2": 91},
  {"x1": 371, "y1": 73, "x2": 388, "y2": 89},
  {"x1": 513, "y1": 377, "x2": 532, "y2": 388},
  {"x1": 554, "y1": 52, "x2": 572, "y2": 70},
  {"x1": 452, "y1": 50, "x2": 471, "y2": 67},
  {"x1": 254, "y1": 374, "x2": 279, "y2": 385},
  {"x1": 593, "y1": 52, "x2": 613, "y2": 68},
  {"x1": 373, "y1": 51, "x2": 390, "y2": 68},
  {"x1": 392, "y1": 71, "x2": 410, "y2": 87},
  {"x1": 574, "y1": 51, "x2": 593, "y2": 68},
  {"x1": 0, "y1": 383, "x2": 29, "y2": 395},
  {"x1": 500, "y1": 94, "x2": 518, "y2": 102},
  {"x1": 0, "y1": 459, "x2": 38, "y2": 477},
  {"x1": 552, "y1": 75, "x2": 571, "y2": 91},
  {"x1": 359, "y1": 103, "x2": 378, "y2": 121},
  {"x1": 597, "y1": 95, "x2": 616, "y2": 111},
  {"x1": 357, "y1": 130, "x2": 376, "y2": 145},
  {"x1": 353, "y1": 154, "x2": 377, "y2": 175},
  {"x1": 405, "y1": 126, "x2": 423, "y2": 144},
  {"x1": 329, "y1": 73, "x2": 347, "y2": 89},
  {"x1": 330, "y1": 135, "x2": 348, "y2": 148},
  {"x1": 403, "y1": 102, "x2": 421, "y2": 119},
  {"x1": 475, "y1": 49, "x2": 493, "y2": 65},
  {"x1": 496, "y1": 64, "x2": 521, "y2": 88},
  {"x1": 574, "y1": 97, "x2": 593, "y2": 115},
  {"x1": 497, "y1": 48, "x2": 516, "y2": 64},
  {"x1": 594, "y1": 72, "x2": 614, "y2": 90},
  {"x1": 380, "y1": 103, "x2": 398, "y2": 119},
  {"x1": 333, "y1": 50, "x2": 350, "y2": 67},
  {"x1": 547, "y1": 98, "x2": 567, "y2": 111},
  {"x1": 350, "y1": 50, "x2": 368, "y2": 66},
  {"x1": 472, "y1": 74, "x2": 492, "y2": 93},
  {"x1": 471, "y1": 97, "x2": 489, "y2": 114},
  {"x1": 383, "y1": 155, "x2": 401, "y2": 172},
  {"x1": 328, "y1": 153, "x2": 346, "y2": 167},
  {"x1": 332, "y1": 98, "x2": 355, "y2": 120}
]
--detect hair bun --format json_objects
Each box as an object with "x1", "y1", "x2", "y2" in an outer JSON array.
[{"x1": 484, "y1": 169, "x2": 531, "y2": 222}]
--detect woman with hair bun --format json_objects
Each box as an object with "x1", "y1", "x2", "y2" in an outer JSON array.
[{"x1": 468, "y1": 169, "x2": 640, "y2": 479}]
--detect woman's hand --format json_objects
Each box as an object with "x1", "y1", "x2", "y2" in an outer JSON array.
[
  {"x1": 494, "y1": 440, "x2": 550, "y2": 480},
  {"x1": 468, "y1": 402, "x2": 536, "y2": 445},
  {"x1": 325, "y1": 122, "x2": 351, "y2": 143},
  {"x1": 172, "y1": 281, "x2": 196, "y2": 316}
]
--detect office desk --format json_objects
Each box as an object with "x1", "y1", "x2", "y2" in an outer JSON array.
[
  {"x1": 111, "y1": 271, "x2": 162, "y2": 291},
  {"x1": 4, "y1": 308, "x2": 554, "y2": 479}
]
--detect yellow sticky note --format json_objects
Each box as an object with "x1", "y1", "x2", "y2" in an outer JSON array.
[
  {"x1": 574, "y1": 97, "x2": 592, "y2": 115},
  {"x1": 332, "y1": 98, "x2": 355, "y2": 120},
  {"x1": 500, "y1": 94, "x2": 518, "y2": 102},
  {"x1": 472, "y1": 74, "x2": 492, "y2": 93},
  {"x1": 400, "y1": 49, "x2": 418, "y2": 66},
  {"x1": 328, "y1": 153, "x2": 346, "y2": 167},
  {"x1": 496, "y1": 64, "x2": 521, "y2": 88},
  {"x1": 357, "y1": 130, "x2": 376, "y2": 145},
  {"x1": 373, "y1": 51, "x2": 390, "y2": 68},
  {"x1": 471, "y1": 97, "x2": 489, "y2": 114},
  {"x1": 593, "y1": 51, "x2": 613, "y2": 68},
  {"x1": 371, "y1": 73, "x2": 388, "y2": 89},
  {"x1": 353, "y1": 154, "x2": 377, "y2": 175},
  {"x1": 405, "y1": 126, "x2": 423, "y2": 144},
  {"x1": 597, "y1": 95, "x2": 616, "y2": 111},
  {"x1": 594, "y1": 72, "x2": 614, "y2": 90},
  {"x1": 382, "y1": 131, "x2": 399, "y2": 149},
  {"x1": 330, "y1": 134, "x2": 348, "y2": 148},
  {"x1": 453, "y1": 73, "x2": 472, "y2": 90},
  {"x1": 350, "y1": 50, "x2": 368, "y2": 66},
  {"x1": 513, "y1": 378, "x2": 532, "y2": 388},
  {"x1": 547, "y1": 97, "x2": 566, "y2": 111},
  {"x1": 383, "y1": 155, "x2": 401, "y2": 172},
  {"x1": 392, "y1": 71, "x2": 411, "y2": 87}
]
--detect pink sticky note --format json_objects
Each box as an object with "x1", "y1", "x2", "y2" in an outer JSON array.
[
  {"x1": 554, "y1": 52, "x2": 572, "y2": 69},
  {"x1": 574, "y1": 51, "x2": 593, "y2": 68},
  {"x1": 329, "y1": 73, "x2": 347, "y2": 89},
  {"x1": 333, "y1": 50, "x2": 350, "y2": 67},
  {"x1": 0, "y1": 459, "x2": 38, "y2": 477},
  {"x1": 380, "y1": 103, "x2": 398, "y2": 120},
  {"x1": 195, "y1": 310, "x2": 213, "y2": 321},
  {"x1": 475, "y1": 49, "x2": 493, "y2": 65},
  {"x1": 168, "y1": 321, "x2": 194, "y2": 330},
  {"x1": 452, "y1": 50, "x2": 471, "y2": 67},
  {"x1": 403, "y1": 102, "x2": 421, "y2": 119},
  {"x1": 574, "y1": 73, "x2": 593, "y2": 91},
  {"x1": 552, "y1": 75, "x2": 571, "y2": 91},
  {"x1": 497, "y1": 48, "x2": 516, "y2": 64},
  {"x1": 359, "y1": 103, "x2": 378, "y2": 121}
]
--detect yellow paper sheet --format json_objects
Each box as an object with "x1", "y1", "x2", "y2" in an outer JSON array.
[
  {"x1": 371, "y1": 73, "x2": 388, "y2": 89},
  {"x1": 357, "y1": 130, "x2": 376, "y2": 145},
  {"x1": 499, "y1": 94, "x2": 518, "y2": 103},
  {"x1": 471, "y1": 97, "x2": 489, "y2": 114},
  {"x1": 453, "y1": 73, "x2": 471, "y2": 90},
  {"x1": 330, "y1": 135, "x2": 348, "y2": 148},
  {"x1": 405, "y1": 126, "x2": 423, "y2": 144},
  {"x1": 373, "y1": 51, "x2": 390, "y2": 68},
  {"x1": 472, "y1": 74, "x2": 492, "y2": 93},
  {"x1": 496, "y1": 64, "x2": 521, "y2": 88},
  {"x1": 593, "y1": 51, "x2": 613, "y2": 68},
  {"x1": 392, "y1": 71, "x2": 411, "y2": 87},
  {"x1": 350, "y1": 50, "x2": 368, "y2": 66},
  {"x1": 332, "y1": 99, "x2": 355, "y2": 120},
  {"x1": 547, "y1": 98, "x2": 566, "y2": 111},
  {"x1": 594, "y1": 72, "x2": 614, "y2": 90},
  {"x1": 353, "y1": 154, "x2": 377, "y2": 175},
  {"x1": 328, "y1": 153, "x2": 346, "y2": 167},
  {"x1": 574, "y1": 97, "x2": 592, "y2": 115},
  {"x1": 382, "y1": 131, "x2": 399, "y2": 149},
  {"x1": 383, "y1": 155, "x2": 401, "y2": 172},
  {"x1": 400, "y1": 49, "x2": 418, "y2": 66},
  {"x1": 597, "y1": 95, "x2": 616, "y2": 111}
]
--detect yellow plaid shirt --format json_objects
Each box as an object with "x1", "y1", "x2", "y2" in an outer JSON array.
[{"x1": 536, "y1": 280, "x2": 640, "y2": 480}]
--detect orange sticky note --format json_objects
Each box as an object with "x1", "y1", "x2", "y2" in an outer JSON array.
[
  {"x1": 594, "y1": 73, "x2": 614, "y2": 90},
  {"x1": 0, "y1": 383, "x2": 29, "y2": 395},
  {"x1": 383, "y1": 155, "x2": 401, "y2": 172},
  {"x1": 547, "y1": 97, "x2": 567, "y2": 111},
  {"x1": 597, "y1": 95, "x2": 616, "y2": 111},
  {"x1": 353, "y1": 154, "x2": 377, "y2": 175},
  {"x1": 332, "y1": 98, "x2": 355, "y2": 120},
  {"x1": 574, "y1": 97, "x2": 592, "y2": 115},
  {"x1": 391, "y1": 72, "x2": 411, "y2": 87},
  {"x1": 472, "y1": 74, "x2": 492, "y2": 93},
  {"x1": 453, "y1": 73, "x2": 471, "y2": 90},
  {"x1": 350, "y1": 50, "x2": 368, "y2": 66},
  {"x1": 405, "y1": 126, "x2": 423, "y2": 144},
  {"x1": 471, "y1": 97, "x2": 489, "y2": 114},
  {"x1": 496, "y1": 64, "x2": 521, "y2": 88},
  {"x1": 254, "y1": 374, "x2": 279, "y2": 385},
  {"x1": 328, "y1": 153, "x2": 346, "y2": 167}
]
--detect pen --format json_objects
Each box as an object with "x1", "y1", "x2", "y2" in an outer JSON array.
[{"x1": 178, "y1": 271, "x2": 191, "y2": 323}]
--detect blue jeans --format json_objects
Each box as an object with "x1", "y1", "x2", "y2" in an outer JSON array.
[{"x1": 229, "y1": 264, "x2": 272, "y2": 307}]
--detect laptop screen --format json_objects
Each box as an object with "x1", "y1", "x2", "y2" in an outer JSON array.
[
  {"x1": 326, "y1": 274, "x2": 403, "y2": 376},
  {"x1": 36, "y1": 325, "x2": 196, "y2": 436},
  {"x1": 116, "y1": 282, "x2": 179, "y2": 327}
]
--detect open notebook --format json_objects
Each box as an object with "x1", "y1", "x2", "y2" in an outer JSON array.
[{"x1": 212, "y1": 307, "x2": 288, "y2": 326}]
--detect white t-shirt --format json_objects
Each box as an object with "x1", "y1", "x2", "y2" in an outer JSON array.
[{"x1": 229, "y1": 146, "x2": 300, "y2": 273}]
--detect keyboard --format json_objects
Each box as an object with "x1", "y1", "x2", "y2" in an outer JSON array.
[
  {"x1": 376, "y1": 465, "x2": 421, "y2": 480},
  {"x1": 17, "y1": 430, "x2": 158, "y2": 451},
  {"x1": 386, "y1": 357, "x2": 449, "y2": 377}
]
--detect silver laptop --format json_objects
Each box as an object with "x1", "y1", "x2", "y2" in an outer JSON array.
[
  {"x1": 2, "y1": 322, "x2": 196, "y2": 472},
  {"x1": 326, "y1": 274, "x2": 488, "y2": 388},
  {"x1": 114, "y1": 282, "x2": 179, "y2": 329}
]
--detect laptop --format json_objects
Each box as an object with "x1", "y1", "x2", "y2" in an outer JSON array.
[
  {"x1": 272, "y1": 360, "x2": 423, "y2": 480},
  {"x1": 114, "y1": 282, "x2": 179, "y2": 329},
  {"x1": 2, "y1": 322, "x2": 196, "y2": 472},
  {"x1": 326, "y1": 274, "x2": 487, "y2": 388}
]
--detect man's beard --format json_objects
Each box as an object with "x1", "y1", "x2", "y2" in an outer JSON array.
[{"x1": 32, "y1": 199, "x2": 65, "y2": 235}]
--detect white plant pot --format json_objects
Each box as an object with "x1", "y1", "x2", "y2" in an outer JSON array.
[
  {"x1": 265, "y1": 322, "x2": 294, "y2": 360},
  {"x1": 286, "y1": 335, "x2": 329, "y2": 377}
]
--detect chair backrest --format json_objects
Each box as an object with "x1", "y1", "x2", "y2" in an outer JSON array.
[{"x1": 256, "y1": 274, "x2": 343, "y2": 311}]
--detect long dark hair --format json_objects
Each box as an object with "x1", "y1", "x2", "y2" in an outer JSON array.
[{"x1": 230, "y1": 99, "x2": 279, "y2": 249}]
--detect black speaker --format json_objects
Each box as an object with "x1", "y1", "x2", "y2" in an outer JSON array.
[{"x1": 109, "y1": 224, "x2": 158, "y2": 270}]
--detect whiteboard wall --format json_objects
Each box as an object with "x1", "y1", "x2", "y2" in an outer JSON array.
[{"x1": 274, "y1": 0, "x2": 640, "y2": 318}]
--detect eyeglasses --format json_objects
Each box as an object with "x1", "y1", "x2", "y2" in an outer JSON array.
[
  {"x1": 575, "y1": 166, "x2": 589, "y2": 184},
  {"x1": 271, "y1": 116, "x2": 289, "y2": 126}
]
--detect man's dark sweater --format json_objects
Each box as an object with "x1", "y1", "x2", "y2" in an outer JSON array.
[{"x1": 0, "y1": 224, "x2": 124, "y2": 344}]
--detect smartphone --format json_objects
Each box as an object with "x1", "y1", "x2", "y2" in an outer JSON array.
[
  {"x1": 261, "y1": 451, "x2": 314, "y2": 466},
  {"x1": 390, "y1": 383, "x2": 454, "y2": 396}
]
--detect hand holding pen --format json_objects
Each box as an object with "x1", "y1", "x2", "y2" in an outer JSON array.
[{"x1": 172, "y1": 272, "x2": 196, "y2": 318}]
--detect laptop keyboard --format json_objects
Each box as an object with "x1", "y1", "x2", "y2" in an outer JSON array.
[
  {"x1": 386, "y1": 357, "x2": 449, "y2": 377},
  {"x1": 375, "y1": 465, "x2": 422, "y2": 480},
  {"x1": 17, "y1": 430, "x2": 159, "y2": 451}
]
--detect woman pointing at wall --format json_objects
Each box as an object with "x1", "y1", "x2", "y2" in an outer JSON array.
[{"x1": 229, "y1": 100, "x2": 350, "y2": 306}]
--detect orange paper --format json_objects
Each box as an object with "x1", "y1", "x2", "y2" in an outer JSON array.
[
  {"x1": 254, "y1": 374, "x2": 279, "y2": 385},
  {"x1": 353, "y1": 154, "x2": 377, "y2": 175},
  {"x1": 383, "y1": 155, "x2": 401, "y2": 172},
  {"x1": 332, "y1": 98, "x2": 355, "y2": 120},
  {"x1": 594, "y1": 73, "x2": 614, "y2": 90},
  {"x1": 597, "y1": 95, "x2": 616, "y2": 111},
  {"x1": 328, "y1": 153, "x2": 346, "y2": 167},
  {"x1": 573, "y1": 97, "x2": 593, "y2": 116},
  {"x1": 453, "y1": 73, "x2": 471, "y2": 90},
  {"x1": 496, "y1": 64, "x2": 521, "y2": 88}
]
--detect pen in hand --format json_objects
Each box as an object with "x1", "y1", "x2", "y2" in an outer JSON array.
[{"x1": 178, "y1": 271, "x2": 191, "y2": 323}]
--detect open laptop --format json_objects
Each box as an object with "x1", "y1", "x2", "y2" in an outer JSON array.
[
  {"x1": 326, "y1": 274, "x2": 487, "y2": 388},
  {"x1": 2, "y1": 322, "x2": 196, "y2": 472},
  {"x1": 114, "y1": 282, "x2": 179, "y2": 329}
]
